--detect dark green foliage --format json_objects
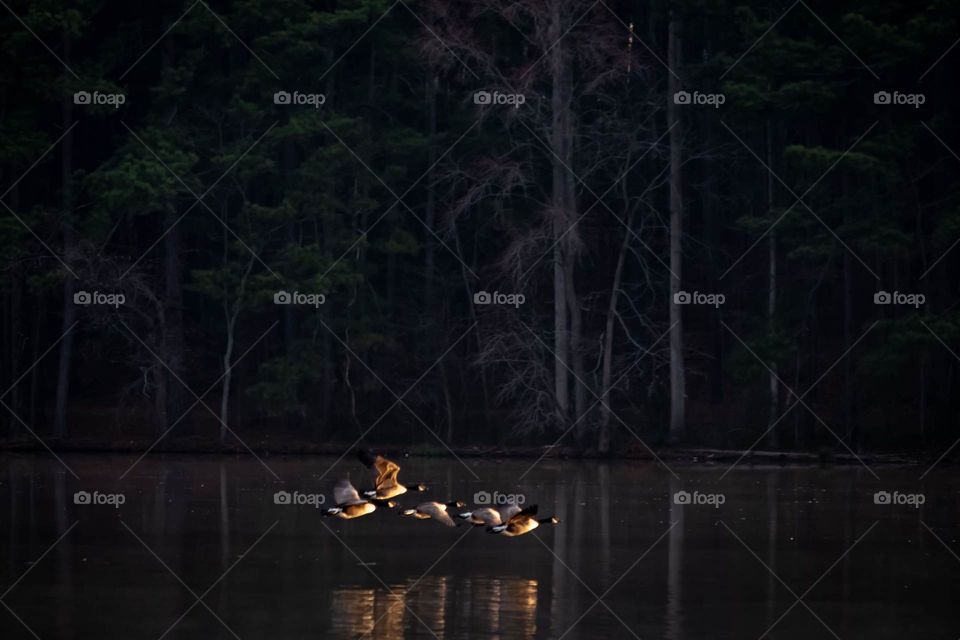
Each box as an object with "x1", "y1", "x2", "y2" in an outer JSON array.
[{"x1": 0, "y1": 0, "x2": 958, "y2": 453}]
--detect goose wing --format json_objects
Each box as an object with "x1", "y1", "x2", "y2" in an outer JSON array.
[
  {"x1": 419, "y1": 502, "x2": 456, "y2": 527},
  {"x1": 498, "y1": 504, "x2": 522, "y2": 521},
  {"x1": 356, "y1": 449, "x2": 397, "y2": 489},
  {"x1": 506, "y1": 504, "x2": 538, "y2": 524},
  {"x1": 471, "y1": 507, "x2": 502, "y2": 525},
  {"x1": 375, "y1": 456, "x2": 401, "y2": 490},
  {"x1": 333, "y1": 479, "x2": 364, "y2": 505}
]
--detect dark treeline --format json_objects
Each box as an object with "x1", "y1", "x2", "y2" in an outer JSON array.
[{"x1": 0, "y1": 0, "x2": 957, "y2": 455}]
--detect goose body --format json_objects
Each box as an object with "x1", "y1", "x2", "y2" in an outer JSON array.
[
  {"x1": 326, "y1": 502, "x2": 376, "y2": 519},
  {"x1": 458, "y1": 504, "x2": 522, "y2": 527},
  {"x1": 488, "y1": 505, "x2": 560, "y2": 537},
  {"x1": 399, "y1": 501, "x2": 466, "y2": 527},
  {"x1": 357, "y1": 449, "x2": 427, "y2": 500},
  {"x1": 323, "y1": 479, "x2": 388, "y2": 519}
]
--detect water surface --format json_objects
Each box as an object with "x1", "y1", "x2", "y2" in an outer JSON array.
[{"x1": 1, "y1": 454, "x2": 956, "y2": 639}]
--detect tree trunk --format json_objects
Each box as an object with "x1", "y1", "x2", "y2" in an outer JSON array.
[
  {"x1": 164, "y1": 214, "x2": 185, "y2": 426},
  {"x1": 424, "y1": 72, "x2": 438, "y2": 320},
  {"x1": 667, "y1": 8, "x2": 685, "y2": 442},
  {"x1": 843, "y1": 247, "x2": 855, "y2": 449},
  {"x1": 220, "y1": 308, "x2": 235, "y2": 445},
  {"x1": 28, "y1": 296, "x2": 45, "y2": 430},
  {"x1": 703, "y1": 124, "x2": 723, "y2": 404},
  {"x1": 424, "y1": 68, "x2": 440, "y2": 434},
  {"x1": 766, "y1": 119, "x2": 779, "y2": 448},
  {"x1": 221, "y1": 256, "x2": 254, "y2": 444},
  {"x1": 4, "y1": 274, "x2": 22, "y2": 436},
  {"x1": 160, "y1": 15, "x2": 185, "y2": 432},
  {"x1": 598, "y1": 210, "x2": 635, "y2": 454},
  {"x1": 565, "y1": 147, "x2": 586, "y2": 439},
  {"x1": 53, "y1": 30, "x2": 75, "y2": 439},
  {"x1": 841, "y1": 176, "x2": 857, "y2": 450},
  {"x1": 549, "y1": 2, "x2": 571, "y2": 430},
  {"x1": 566, "y1": 260, "x2": 586, "y2": 443}
]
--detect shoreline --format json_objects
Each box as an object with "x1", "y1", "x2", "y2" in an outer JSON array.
[{"x1": 0, "y1": 437, "x2": 937, "y2": 467}]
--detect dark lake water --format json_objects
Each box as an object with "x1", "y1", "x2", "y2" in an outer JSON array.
[{"x1": 0, "y1": 453, "x2": 956, "y2": 639}]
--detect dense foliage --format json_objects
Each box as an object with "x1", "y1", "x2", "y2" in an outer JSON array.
[{"x1": 1, "y1": 0, "x2": 957, "y2": 454}]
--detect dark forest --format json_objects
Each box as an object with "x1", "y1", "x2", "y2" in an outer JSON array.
[{"x1": 2, "y1": 0, "x2": 958, "y2": 460}]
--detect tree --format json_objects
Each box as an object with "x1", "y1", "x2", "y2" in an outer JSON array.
[{"x1": 667, "y1": 3, "x2": 685, "y2": 442}]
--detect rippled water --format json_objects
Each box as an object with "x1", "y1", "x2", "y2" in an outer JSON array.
[{"x1": 0, "y1": 453, "x2": 956, "y2": 639}]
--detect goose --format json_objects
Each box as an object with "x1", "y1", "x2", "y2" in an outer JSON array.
[
  {"x1": 488, "y1": 505, "x2": 560, "y2": 537},
  {"x1": 357, "y1": 449, "x2": 427, "y2": 500},
  {"x1": 457, "y1": 503, "x2": 523, "y2": 527},
  {"x1": 398, "y1": 501, "x2": 466, "y2": 527},
  {"x1": 322, "y1": 478, "x2": 392, "y2": 519}
]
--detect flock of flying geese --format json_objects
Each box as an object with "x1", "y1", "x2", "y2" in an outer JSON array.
[{"x1": 321, "y1": 450, "x2": 560, "y2": 537}]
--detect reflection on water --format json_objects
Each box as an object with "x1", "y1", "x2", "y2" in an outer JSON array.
[
  {"x1": 0, "y1": 454, "x2": 958, "y2": 639},
  {"x1": 330, "y1": 585, "x2": 406, "y2": 637},
  {"x1": 456, "y1": 576, "x2": 538, "y2": 639},
  {"x1": 330, "y1": 576, "x2": 538, "y2": 639}
]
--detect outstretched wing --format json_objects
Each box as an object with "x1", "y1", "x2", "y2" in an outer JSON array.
[
  {"x1": 373, "y1": 456, "x2": 401, "y2": 490},
  {"x1": 419, "y1": 502, "x2": 457, "y2": 527},
  {"x1": 333, "y1": 479, "x2": 363, "y2": 505}
]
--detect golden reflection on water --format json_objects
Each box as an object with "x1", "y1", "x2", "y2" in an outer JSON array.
[
  {"x1": 330, "y1": 584, "x2": 407, "y2": 637},
  {"x1": 330, "y1": 576, "x2": 538, "y2": 639}
]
